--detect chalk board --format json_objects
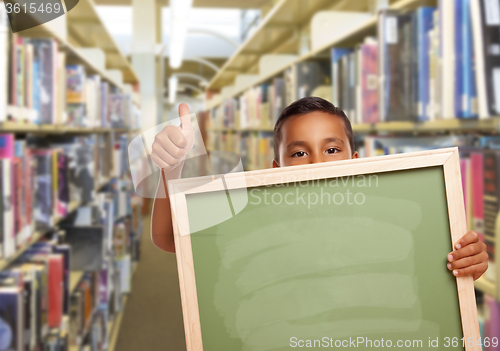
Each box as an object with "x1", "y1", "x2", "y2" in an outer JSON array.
[{"x1": 168, "y1": 148, "x2": 480, "y2": 351}]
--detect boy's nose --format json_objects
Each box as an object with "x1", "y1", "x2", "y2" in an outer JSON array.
[{"x1": 309, "y1": 153, "x2": 324, "y2": 164}]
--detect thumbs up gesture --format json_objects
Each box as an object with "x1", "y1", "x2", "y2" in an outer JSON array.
[{"x1": 151, "y1": 103, "x2": 195, "y2": 173}]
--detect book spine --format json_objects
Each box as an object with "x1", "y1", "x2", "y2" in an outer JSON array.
[
  {"x1": 0, "y1": 6, "x2": 8, "y2": 123},
  {"x1": 455, "y1": 0, "x2": 464, "y2": 118},
  {"x1": 440, "y1": 0, "x2": 456, "y2": 119},
  {"x1": 471, "y1": 152, "x2": 485, "y2": 241},
  {"x1": 462, "y1": 0, "x2": 477, "y2": 118},
  {"x1": 483, "y1": 151, "x2": 499, "y2": 280}
]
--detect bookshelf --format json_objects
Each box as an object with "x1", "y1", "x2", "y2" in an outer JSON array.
[
  {"x1": 69, "y1": 271, "x2": 85, "y2": 293},
  {"x1": 0, "y1": 121, "x2": 141, "y2": 134},
  {"x1": 207, "y1": 119, "x2": 500, "y2": 134},
  {"x1": 0, "y1": 0, "x2": 143, "y2": 349},
  {"x1": 205, "y1": 0, "x2": 431, "y2": 106},
  {"x1": 207, "y1": 0, "x2": 380, "y2": 91},
  {"x1": 0, "y1": 200, "x2": 81, "y2": 271},
  {"x1": 65, "y1": 0, "x2": 138, "y2": 84}
]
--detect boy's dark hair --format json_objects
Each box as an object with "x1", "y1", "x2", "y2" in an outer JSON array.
[{"x1": 273, "y1": 96, "x2": 354, "y2": 160}]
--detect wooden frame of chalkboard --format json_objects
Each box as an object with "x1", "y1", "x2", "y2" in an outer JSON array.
[{"x1": 168, "y1": 147, "x2": 481, "y2": 351}]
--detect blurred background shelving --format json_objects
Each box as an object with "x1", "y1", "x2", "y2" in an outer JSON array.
[{"x1": 3, "y1": 0, "x2": 500, "y2": 349}]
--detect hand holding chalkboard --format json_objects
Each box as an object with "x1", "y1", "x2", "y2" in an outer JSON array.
[{"x1": 447, "y1": 230, "x2": 488, "y2": 281}]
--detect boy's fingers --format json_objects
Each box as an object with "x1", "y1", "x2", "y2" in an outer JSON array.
[
  {"x1": 447, "y1": 241, "x2": 485, "y2": 261},
  {"x1": 450, "y1": 262, "x2": 488, "y2": 278},
  {"x1": 454, "y1": 230, "x2": 479, "y2": 250},
  {"x1": 160, "y1": 125, "x2": 188, "y2": 149},
  {"x1": 152, "y1": 143, "x2": 182, "y2": 167},
  {"x1": 447, "y1": 251, "x2": 488, "y2": 270},
  {"x1": 151, "y1": 152, "x2": 173, "y2": 170},
  {"x1": 155, "y1": 132, "x2": 186, "y2": 159}
]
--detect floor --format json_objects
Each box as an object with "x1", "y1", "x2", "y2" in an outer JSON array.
[{"x1": 114, "y1": 216, "x2": 187, "y2": 351}]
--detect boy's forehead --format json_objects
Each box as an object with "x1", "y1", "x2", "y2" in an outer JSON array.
[{"x1": 280, "y1": 111, "x2": 348, "y2": 143}]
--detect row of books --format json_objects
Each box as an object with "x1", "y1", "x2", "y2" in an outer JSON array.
[
  {"x1": 0, "y1": 132, "x2": 133, "y2": 261},
  {"x1": 66, "y1": 64, "x2": 138, "y2": 129},
  {"x1": 362, "y1": 135, "x2": 500, "y2": 283},
  {"x1": 207, "y1": 131, "x2": 274, "y2": 171},
  {"x1": 0, "y1": 29, "x2": 140, "y2": 128},
  {"x1": 335, "y1": 0, "x2": 484, "y2": 122},
  {"x1": 209, "y1": 60, "x2": 330, "y2": 130},
  {"x1": 211, "y1": 0, "x2": 500, "y2": 129},
  {"x1": 0, "y1": 174, "x2": 142, "y2": 351}
]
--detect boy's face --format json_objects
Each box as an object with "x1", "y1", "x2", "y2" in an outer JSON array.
[{"x1": 273, "y1": 111, "x2": 359, "y2": 168}]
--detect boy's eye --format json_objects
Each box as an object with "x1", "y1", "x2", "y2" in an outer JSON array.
[
  {"x1": 326, "y1": 148, "x2": 340, "y2": 154},
  {"x1": 292, "y1": 151, "x2": 307, "y2": 157}
]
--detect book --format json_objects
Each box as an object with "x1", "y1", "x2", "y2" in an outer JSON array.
[
  {"x1": 32, "y1": 39, "x2": 58, "y2": 124},
  {"x1": 32, "y1": 150, "x2": 54, "y2": 230},
  {"x1": 57, "y1": 152, "x2": 70, "y2": 217},
  {"x1": 53, "y1": 245, "x2": 71, "y2": 315},
  {"x1": 0, "y1": 134, "x2": 15, "y2": 259},
  {"x1": 483, "y1": 150, "x2": 500, "y2": 281},
  {"x1": 14, "y1": 265, "x2": 37, "y2": 351},
  {"x1": 271, "y1": 78, "x2": 286, "y2": 124},
  {"x1": 416, "y1": 7, "x2": 436, "y2": 121},
  {"x1": 115, "y1": 255, "x2": 131, "y2": 294},
  {"x1": 471, "y1": 152, "x2": 485, "y2": 242},
  {"x1": 0, "y1": 5, "x2": 8, "y2": 123},
  {"x1": 69, "y1": 291, "x2": 83, "y2": 346},
  {"x1": 331, "y1": 48, "x2": 352, "y2": 108},
  {"x1": 359, "y1": 41, "x2": 379, "y2": 123},
  {"x1": 66, "y1": 65, "x2": 86, "y2": 104},
  {"x1": 470, "y1": 0, "x2": 500, "y2": 117},
  {"x1": 461, "y1": 0, "x2": 478, "y2": 118},
  {"x1": 21, "y1": 252, "x2": 63, "y2": 329},
  {"x1": 378, "y1": 10, "x2": 415, "y2": 121},
  {"x1": 0, "y1": 287, "x2": 23, "y2": 351}
]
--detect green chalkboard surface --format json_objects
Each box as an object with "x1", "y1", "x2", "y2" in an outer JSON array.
[{"x1": 184, "y1": 166, "x2": 463, "y2": 350}]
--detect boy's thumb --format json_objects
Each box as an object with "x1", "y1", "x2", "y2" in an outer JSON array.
[{"x1": 178, "y1": 103, "x2": 193, "y2": 131}]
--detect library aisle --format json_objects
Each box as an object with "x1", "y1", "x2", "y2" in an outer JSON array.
[
  {"x1": 113, "y1": 216, "x2": 186, "y2": 351},
  {"x1": 3, "y1": 0, "x2": 500, "y2": 349}
]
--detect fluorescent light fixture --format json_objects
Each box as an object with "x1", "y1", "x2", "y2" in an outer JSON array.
[
  {"x1": 170, "y1": 0, "x2": 193, "y2": 69},
  {"x1": 169, "y1": 76, "x2": 179, "y2": 104}
]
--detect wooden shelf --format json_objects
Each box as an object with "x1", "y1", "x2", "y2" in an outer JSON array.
[
  {"x1": 0, "y1": 122, "x2": 139, "y2": 134},
  {"x1": 70, "y1": 271, "x2": 85, "y2": 294},
  {"x1": 17, "y1": 0, "x2": 138, "y2": 88},
  {"x1": 474, "y1": 277, "x2": 496, "y2": 297},
  {"x1": 0, "y1": 201, "x2": 82, "y2": 271},
  {"x1": 206, "y1": 0, "x2": 434, "y2": 108},
  {"x1": 208, "y1": 118, "x2": 500, "y2": 135},
  {"x1": 207, "y1": 0, "x2": 351, "y2": 90},
  {"x1": 66, "y1": 0, "x2": 138, "y2": 84}
]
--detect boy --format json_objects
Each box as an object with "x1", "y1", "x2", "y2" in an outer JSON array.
[{"x1": 150, "y1": 97, "x2": 488, "y2": 281}]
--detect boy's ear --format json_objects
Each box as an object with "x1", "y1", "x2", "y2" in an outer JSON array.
[
  {"x1": 352, "y1": 151, "x2": 359, "y2": 159},
  {"x1": 272, "y1": 159, "x2": 280, "y2": 168}
]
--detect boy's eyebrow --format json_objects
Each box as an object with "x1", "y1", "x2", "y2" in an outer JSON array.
[
  {"x1": 286, "y1": 140, "x2": 309, "y2": 150},
  {"x1": 286, "y1": 138, "x2": 344, "y2": 150},
  {"x1": 323, "y1": 137, "x2": 345, "y2": 144}
]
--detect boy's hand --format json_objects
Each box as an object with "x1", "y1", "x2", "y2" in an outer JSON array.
[
  {"x1": 151, "y1": 103, "x2": 194, "y2": 172},
  {"x1": 447, "y1": 231, "x2": 488, "y2": 281}
]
